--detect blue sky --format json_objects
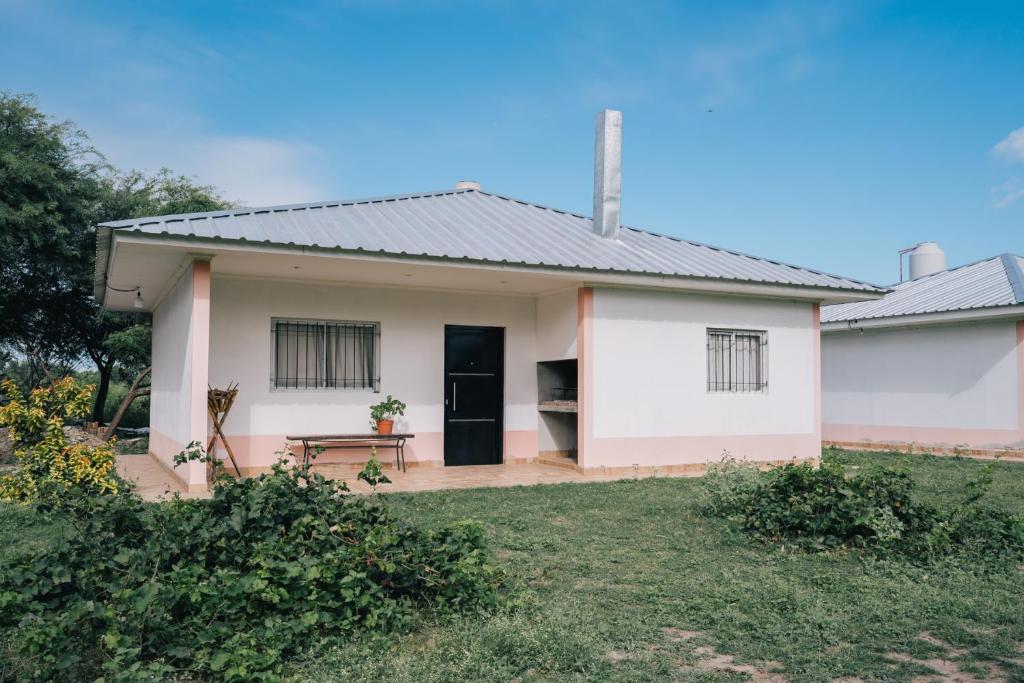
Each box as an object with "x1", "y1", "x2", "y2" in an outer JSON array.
[{"x1": 2, "y1": 0, "x2": 1022, "y2": 285}]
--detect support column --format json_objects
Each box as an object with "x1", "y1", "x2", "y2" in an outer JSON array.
[
  {"x1": 813, "y1": 303, "x2": 821, "y2": 447},
  {"x1": 184, "y1": 258, "x2": 211, "y2": 491},
  {"x1": 1017, "y1": 321, "x2": 1024, "y2": 441}
]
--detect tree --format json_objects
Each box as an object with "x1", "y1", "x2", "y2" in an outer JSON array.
[
  {"x1": 0, "y1": 93, "x2": 100, "y2": 378},
  {"x1": 84, "y1": 170, "x2": 230, "y2": 422},
  {"x1": 0, "y1": 92, "x2": 231, "y2": 422}
]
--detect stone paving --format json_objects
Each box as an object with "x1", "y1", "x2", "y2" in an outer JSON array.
[{"x1": 117, "y1": 454, "x2": 703, "y2": 501}]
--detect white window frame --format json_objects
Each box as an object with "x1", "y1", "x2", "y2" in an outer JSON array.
[
  {"x1": 706, "y1": 328, "x2": 768, "y2": 394},
  {"x1": 270, "y1": 317, "x2": 381, "y2": 392}
]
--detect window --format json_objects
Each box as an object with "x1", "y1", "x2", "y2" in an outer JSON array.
[
  {"x1": 271, "y1": 318, "x2": 380, "y2": 390},
  {"x1": 707, "y1": 329, "x2": 767, "y2": 393}
]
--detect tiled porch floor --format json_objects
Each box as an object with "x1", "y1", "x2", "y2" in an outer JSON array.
[{"x1": 117, "y1": 455, "x2": 703, "y2": 501}]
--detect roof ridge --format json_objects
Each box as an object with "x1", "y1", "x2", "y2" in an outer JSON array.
[{"x1": 999, "y1": 253, "x2": 1024, "y2": 303}]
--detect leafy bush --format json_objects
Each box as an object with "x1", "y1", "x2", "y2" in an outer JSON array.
[
  {"x1": 0, "y1": 378, "x2": 119, "y2": 502},
  {"x1": 699, "y1": 455, "x2": 763, "y2": 517},
  {"x1": 0, "y1": 453, "x2": 501, "y2": 681},
  {"x1": 701, "y1": 457, "x2": 1024, "y2": 561}
]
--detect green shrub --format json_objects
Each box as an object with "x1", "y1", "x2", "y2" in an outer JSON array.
[
  {"x1": 701, "y1": 458, "x2": 1024, "y2": 561},
  {"x1": 0, "y1": 378, "x2": 120, "y2": 502},
  {"x1": 699, "y1": 455, "x2": 763, "y2": 517},
  {"x1": 0, "y1": 455, "x2": 501, "y2": 681}
]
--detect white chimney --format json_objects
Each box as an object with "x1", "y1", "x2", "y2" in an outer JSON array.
[
  {"x1": 454, "y1": 180, "x2": 481, "y2": 190},
  {"x1": 908, "y1": 242, "x2": 946, "y2": 280},
  {"x1": 593, "y1": 109, "x2": 622, "y2": 239}
]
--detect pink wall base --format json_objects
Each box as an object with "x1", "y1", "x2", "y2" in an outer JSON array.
[
  {"x1": 211, "y1": 429, "x2": 540, "y2": 469},
  {"x1": 823, "y1": 423, "x2": 1023, "y2": 450},
  {"x1": 584, "y1": 432, "x2": 821, "y2": 468}
]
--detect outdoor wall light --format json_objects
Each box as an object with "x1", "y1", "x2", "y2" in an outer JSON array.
[{"x1": 133, "y1": 290, "x2": 145, "y2": 309}]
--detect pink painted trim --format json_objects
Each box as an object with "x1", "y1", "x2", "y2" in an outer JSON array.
[
  {"x1": 577, "y1": 287, "x2": 593, "y2": 469},
  {"x1": 584, "y1": 432, "x2": 820, "y2": 467},
  {"x1": 212, "y1": 430, "x2": 540, "y2": 468},
  {"x1": 148, "y1": 428, "x2": 188, "y2": 487},
  {"x1": 1017, "y1": 321, "x2": 1024, "y2": 437},
  {"x1": 823, "y1": 422, "x2": 1023, "y2": 450},
  {"x1": 504, "y1": 429, "x2": 539, "y2": 461},
  {"x1": 188, "y1": 260, "x2": 211, "y2": 486},
  {"x1": 812, "y1": 303, "x2": 821, "y2": 442}
]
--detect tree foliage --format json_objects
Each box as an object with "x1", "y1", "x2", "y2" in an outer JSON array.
[
  {"x1": 0, "y1": 92, "x2": 231, "y2": 422},
  {"x1": 0, "y1": 93, "x2": 100, "y2": 372}
]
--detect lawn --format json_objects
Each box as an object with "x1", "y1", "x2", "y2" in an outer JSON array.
[{"x1": 3, "y1": 449, "x2": 1024, "y2": 682}]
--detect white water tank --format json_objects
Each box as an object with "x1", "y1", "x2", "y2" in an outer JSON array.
[{"x1": 908, "y1": 242, "x2": 947, "y2": 279}]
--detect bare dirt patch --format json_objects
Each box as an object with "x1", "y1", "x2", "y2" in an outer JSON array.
[
  {"x1": 678, "y1": 643, "x2": 787, "y2": 682},
  {"x1": 662, "y1": 627, "x2": 703, "y2": 642},
  {"x1": 884, "y1": 632, "x2": 1007, "y2": 682}
]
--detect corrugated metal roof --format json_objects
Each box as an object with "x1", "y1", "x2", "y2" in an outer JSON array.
[
  {"x1": 98, "y1": 187, "x2": 883, "y2": 295},
  {"x1": 821, "y1": 253, "x2": 1024, "y2": 323}
]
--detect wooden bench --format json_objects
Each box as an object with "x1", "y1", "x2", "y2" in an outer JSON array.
[{"x1": 286, "y1": 434, "x2": 415, "y2": 472}]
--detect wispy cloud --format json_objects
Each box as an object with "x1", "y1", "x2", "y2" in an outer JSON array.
[
  {"x1": 689, "y1": 3, "x2": 850, "y2": 106},
  {"x1": 94, "y1": 133, "x2": 330, "y2": 207},
  {"x1": 993, "y1": 127, "x2": 1024, "y2": 163},
  {"x1": 991, "y1": 127, "x2": 1024, "y2": 208},
  {"x1": 2, "y1": 0, "x2": 333, "y2": 206},
  {"x1": 992, "y1": 176, "x2": 1024, "y2": 209}
]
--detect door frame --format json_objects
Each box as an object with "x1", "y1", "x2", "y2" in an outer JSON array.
[{"x1": 443, "y1": 324, "x2": 505, "y2": 466}]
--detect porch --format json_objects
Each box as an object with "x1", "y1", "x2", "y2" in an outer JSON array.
[{"x1": 117, "y1": 453, "x2": 705, "y2": 502}]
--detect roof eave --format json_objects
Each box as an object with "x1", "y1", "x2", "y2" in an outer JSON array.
[
  {"x1": 93, "y1": 225, "x2": 115, "y2": 306},
  {"x1": 822, "y1": 303, "x2": 1024, "y2": 332},
  {"x1": 106, "y1": 229, "x2": 887, "y2": 304}
]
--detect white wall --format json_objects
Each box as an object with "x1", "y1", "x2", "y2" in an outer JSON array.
[
  {"x1": 535, "y1": 288, "x2": 577, "y2": 361},
  {"x1": 585, "y1": 288, "x2": 818, "y2": 467},
  {"x1": 208, "y1": 277, "x2": 539, "y2": 466},
  {"x1": 822, "y1": 321, "x2": 1021, "y2": 446},
  {"x1": 150, "y1": 266, "x2": 194, "y2": 467},
  {"x1": 535, "y1": 288, "x2": 578, "y2": 454},
  {"x1": 592, "y1": 289, "x2": 815, "y2": 437}
]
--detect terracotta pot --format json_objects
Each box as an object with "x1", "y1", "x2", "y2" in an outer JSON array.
[{"x1": 376, "y1": 419, "x2": 394, "y2": 435}]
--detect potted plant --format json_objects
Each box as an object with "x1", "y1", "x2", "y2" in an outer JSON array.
[{"x1": 369, "y1": 395, "x2": 406, "y2": 435}]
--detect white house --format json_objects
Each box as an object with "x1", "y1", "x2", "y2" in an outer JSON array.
[
  {"x1": 822, "y1": 244, "x2": 1024, "y2": 455},
  {"x1": 95, "y1": 111, "x2": 883, "y2": 491}
]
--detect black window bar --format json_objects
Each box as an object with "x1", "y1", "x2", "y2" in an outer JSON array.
[
  {"x1": 706, "y1": 329, "x2": 768, "y2": 393},
  {"x1": 271, "y1": 319, "x2": 380, "y2": 391}
]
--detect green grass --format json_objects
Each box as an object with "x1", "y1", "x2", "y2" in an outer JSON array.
[
  {"x1": 295, "y1": 450, "x2": 1024, "y2": 682},
  {"x1": 3, "y1": 450, "x2": 1023, "y2": 681}
]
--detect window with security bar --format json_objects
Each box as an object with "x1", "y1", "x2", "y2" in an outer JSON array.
[
  {"x1": 271, "y1": 319, "x2": 380, "y2": 391},
  {"x1": 706, "y1": 329, "x2": 768, "y2": 393}
]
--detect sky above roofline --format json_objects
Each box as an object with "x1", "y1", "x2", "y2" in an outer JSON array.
[{"x1": 3, "y1": 0, "x2": 1022, "y2": 285}]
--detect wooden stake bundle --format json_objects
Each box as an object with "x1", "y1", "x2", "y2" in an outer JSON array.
[{"x1": 207, "y1": 383, "x2": 241, "y2": 478}]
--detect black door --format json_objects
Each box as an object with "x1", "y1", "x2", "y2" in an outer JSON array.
[{"x1": 444, "y1": 325, "x2": 504, "y2": 466}]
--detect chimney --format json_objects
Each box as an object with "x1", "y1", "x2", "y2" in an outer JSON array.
[
  {"x1": 593, "y1": 109, "x2": 622, "y2": 239},
  {"x1": 454, "y1": 180, "x2": 480, "y2": 190}
]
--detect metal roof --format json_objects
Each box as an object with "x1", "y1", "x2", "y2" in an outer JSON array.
[
  {"x1": 821, "y1": 253, "x2": 1024, "y2": 323},
  {"x1": 96, "y1": 187, "x2": 884, "y2": 298}
]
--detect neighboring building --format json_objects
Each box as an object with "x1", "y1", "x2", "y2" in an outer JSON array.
[
  {"x1": 822, "y1": 244, "x2": 1024, "y2": 455},
  {"x1": 95, "y1": 111, "x2": 883, "y2": 491}
]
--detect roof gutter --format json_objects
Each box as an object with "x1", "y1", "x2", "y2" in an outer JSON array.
[
  {"x1": 107, "y1": 231, "x2": 887, "y2": 305},
  {"x1": 93, "y1": 225, "x2": 116, "y2": 306},
  {"x1": 822, "y1": 303, "x2": 1024, "y2": 332}
]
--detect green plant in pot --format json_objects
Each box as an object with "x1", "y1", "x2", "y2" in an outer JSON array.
[{"x1": 370, "y1": 395, "x2": 406, "y2": 434}]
